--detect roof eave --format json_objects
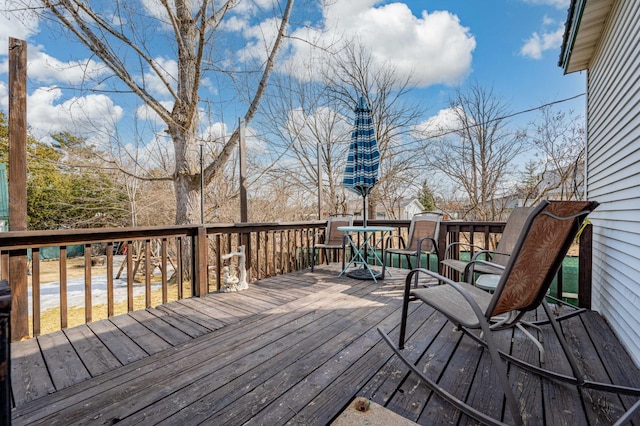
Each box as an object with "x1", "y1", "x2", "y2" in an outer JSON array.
[{"x1": 558, "y1": 0, "x2": 616, "y2": 74}]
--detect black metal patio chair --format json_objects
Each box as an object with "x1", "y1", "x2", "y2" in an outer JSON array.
[
  {"x1": 378, "y1": 200, "x2": 640, "y2": 426},
  {"x1": 310, "y1": 213, "x2": 353, "y2": 272},
  {"x1": 441, "y1": 206, "x2": 532, "y2": 283},
  {"x1": 381, "y1": 211, "x2": 442, "y2": 280}
]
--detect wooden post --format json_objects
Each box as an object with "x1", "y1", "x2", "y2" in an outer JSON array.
[
  {"x1": 238, "y1": 119, "x2": 251, "y2": 277},
  {"x1": 578, "y1": 223, "x2": 593, "y2": 309},
  {"x1": 317, "y1": 142, "x2": 323, "y2": 220},
  {"x1": 196, "y1": 227, "x2": 208, "y2": 296},
  {"x1": 239, "y1": 118, "x2": 248, "y2": 223},
  {"x1": 8, "y1": 37, "x2": 29, "y2": 340}
]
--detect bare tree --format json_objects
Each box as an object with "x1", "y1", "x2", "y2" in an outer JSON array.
[
  {"x1": 23, "y1": 0, "x2": 294, "y2": 225},
  {"x1": 518, "y1": 106, "x2": 585, "y2": 203},
  {"x1": 257, "y1": 69, "x2": 351, "y2": 217},
  {"x1": 322, "y1": 41, "x2": 426, "y2": 220},
  {"x1": 421, "y1": 83, "x2": 528, "y2": 220}
]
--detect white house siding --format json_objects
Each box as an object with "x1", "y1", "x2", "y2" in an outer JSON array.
[{"x1": 586, "y1": 0, "x2": 640, "y2": 366}]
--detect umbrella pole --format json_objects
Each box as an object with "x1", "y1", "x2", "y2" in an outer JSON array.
[{"x1": 362, "y1": 195, "x2": 367, "y2": 227}]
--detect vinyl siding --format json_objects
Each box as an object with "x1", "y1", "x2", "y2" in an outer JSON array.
[{"x1": 586, "y1": 0, "x2": 640, "y2": 366}]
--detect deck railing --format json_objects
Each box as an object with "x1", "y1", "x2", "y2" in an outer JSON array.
[{"x1": 0, "y1": 219, "x2": 592, "y2": 340}]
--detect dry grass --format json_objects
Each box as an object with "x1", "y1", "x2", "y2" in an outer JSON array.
[{"x1": 28, "y1": 257, "x2": 186, "y2": 337}]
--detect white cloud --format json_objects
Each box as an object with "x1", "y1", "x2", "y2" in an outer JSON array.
[
  {"x1": 1, "y1": 6, "x2": 110, "y2": 85},
  {"x1": 27, "y1": 87, "x2": 124, "y2": 147},
  {"x1": 0, "y1": 3, "x2": 40, "y2": 56},
  {"x1": 414, "y1": 107, "x2": 462, "y2": 139},
  {"x1": 235, "y1": 17, "x2": 283, "y2": 64},
  {"x1": 140, "y1": 0, "x2": 171, "y2": 28},
  {"x1": 281, "y1": 2, "x2": 476, "y2": 88},
  {"x1": 0, "y1": 81, "x2": 7, "y2": 111},
  {"x1": 28, "y1": 48, "x2": 110, "y2": 84},
  {"x1": 139, "y1": 57, "x2": 178, "y2": 97},
  {"x1": 201, "y1": 122, "x2": 228, "y2": 142},
  {"x1": 231, "y1": 0, "x2": 279, "y2": 16},
  {"x1": 520, "y1": 23, "x2": 565, "y2": 59},
  {"x1": 136, "y1": 101, "x2": 174, "y2": 126}
]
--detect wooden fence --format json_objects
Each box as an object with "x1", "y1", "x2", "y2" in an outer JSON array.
[{"x1": 0, "y1": 219, "x2": 592, "y2": 340}]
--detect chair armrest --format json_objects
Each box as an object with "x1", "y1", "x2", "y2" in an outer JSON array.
[
  {"x1": 416, "y1": 237, "x2": 439, "y2": 257},
  {"x1": 463, "y1": 258, "x2": 506, "y2": 282},
  {"x1": 384, "y1": 235, "x2": 406, "y2": 250},
  {"x1": 470, "y1": 249, "x2": 510, "y2": 261},
  {"x1": 312, "y1": 231, "x2": 325, "y2": 245},
  {"x1": 444, "y1": 242, "x2": 486, "y2": 260}
]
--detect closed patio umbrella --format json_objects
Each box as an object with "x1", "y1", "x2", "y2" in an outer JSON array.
[{"x1": 342, "y1": 96, "x2": 379, "y2": 226}]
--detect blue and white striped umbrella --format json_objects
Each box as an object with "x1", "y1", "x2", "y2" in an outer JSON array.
[{"x1": 343, "y1": 96, "x2": 379, "y2": 225}]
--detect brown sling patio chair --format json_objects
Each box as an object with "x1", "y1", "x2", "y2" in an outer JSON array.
[
  {"x1": 381, "y1": 211, "x2": 442, "y2": 279},
  {"x1": 311, "y1": 213, "x2": 353, "y2": 272},
  {"x1": 441, "y1": 206, "x2": 532, "y2": 283},
  {"x1": 379, "y1": 200, "x2": 640, "y2": 426}
]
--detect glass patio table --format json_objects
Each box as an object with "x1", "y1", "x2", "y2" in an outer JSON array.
[{"x1": 337, "y1": 225, "x2": 394, "y2": 283}]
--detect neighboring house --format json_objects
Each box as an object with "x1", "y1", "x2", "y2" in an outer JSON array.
[
  {"x1": 559, "y1": 0, "x2": 640, "y2": 366},
  {"x1": 378, "y1": 198, "x2": 425, "y2": 220},
  {"x1": 346, "y1": 198, "x2": 425, "y2": 221}
]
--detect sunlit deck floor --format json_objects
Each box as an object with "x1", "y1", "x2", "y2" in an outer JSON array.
[{"x1": 10, "y1": 265, "x2": 640, "y2": 425}]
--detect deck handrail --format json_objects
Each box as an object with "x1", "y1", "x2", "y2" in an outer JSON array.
[{"x1": 0, "y1": 219, "x2": 591, "y2": 341}]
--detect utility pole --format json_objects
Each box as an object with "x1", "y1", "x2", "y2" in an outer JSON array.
[
  {"x1": 239, "y1": 118, "x2": 248, "y2": 223},
  {"x1": 317, "y1": 142, "x2": 323, "y2": 219},
  {"x1": 199, "y1": 143, "x2": 204, "y2": 224}
]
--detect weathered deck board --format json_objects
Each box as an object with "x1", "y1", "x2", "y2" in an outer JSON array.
[
  {"x1": 10, "y1": 265, "x2": 640, "y2": 425},
  {"x1": 128, "y1": 309, "x2": 192, "y2": 346},
  {"x1": 37, "y1": 330, "x2": 92, "y2": 390},
  {"x1": 63, "y1": 324, "x2": 122, "y2": 376},
  {"x1": 10, "y1": 338, "x2": 55, "y2": 407}
]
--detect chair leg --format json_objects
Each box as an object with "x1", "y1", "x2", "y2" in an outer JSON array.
[
  {"x1": 413, "y1": 254, "x2": 421, "y2": 287},
  {"x1": 379, "y1": 328, "x2": 517, "y2": 426},
  {"x1": 516, "y1": 323, "x2": 545, "y2": 363},
  {"x1": 341, "y1": 246, "x2": 346, "y2": 272},
  {"x1": 381, "y1": 250, "x2": 387, "y2": 279},
  {"x1": 541, "y1": 299, "x2": 585, "y2": 383},
  {"x1": 479, "y1": 318, "x2": 524, "y2": 426},
  {"x1": 311, "y1": 247, "x2": 316, "y2": 272},
  {"x1": 398, "y1": 270, "x2": 414, "y2": 349}
]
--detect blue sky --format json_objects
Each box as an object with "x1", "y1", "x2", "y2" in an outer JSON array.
[
  {"x1": 0, "y1": 0, "x2": 584, "y2": 148},
  {"x1": 403, "y1": 0, "x2": 584, "y2": 122}
]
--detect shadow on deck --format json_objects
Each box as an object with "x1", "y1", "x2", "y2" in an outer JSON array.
[{"x1": 10, "y1": 265, "x2": 640, "y2": 425}]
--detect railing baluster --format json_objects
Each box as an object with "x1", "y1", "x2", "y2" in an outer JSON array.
[
  {"x1": 176, "y1": 237, "x2": 183, "y2": 300},
  {"x1": 32, "y1": 248, "x2": 40, "y2": 336},
  {"x1": 60, "y1": 246, "x2": 68, "y2": 329},
  {"x1": 214, "y1": 234, "x2": 221, "y2": 291},
  {"x1": 256, "y1": 232, "x2": 262, "y2": 280},
  {"x1": 145, "y1": 239, "x2": 151, "y2": 307},
  {"x1": 161, "y1": 238, "x2": 168, "y2": 304},
  {"x1": 107, "y1": 242, "x2": 114, "y2": 317},
  {"x1": 126, "y1": 241, "x2": 133, "y2": 312},
  {"x1": 84, "y1": 244, "x2": 92, "y2": 323}
]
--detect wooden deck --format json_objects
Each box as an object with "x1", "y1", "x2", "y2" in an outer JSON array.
[{"x1": 10, "y1": 265, "x2": 640, "y2": 425}]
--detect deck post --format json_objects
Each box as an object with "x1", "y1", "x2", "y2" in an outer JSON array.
[
  {"x1": 8, "y1": 37, "x2": 29, "y2": 340},
  {"x1": 437, "y1": 222, "x2": 448, "y2": 274},
  {"x1": 196, "y1": 226, "x2": 208, "y2": 296},
  {"x1": 0, "y1": 280, "x2": 11, "y2": 425},
  {"x1": 578, "y1": 223, "x2": 593, "y2": 309}
]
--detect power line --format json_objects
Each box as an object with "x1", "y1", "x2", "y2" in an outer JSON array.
[{"x1": 418, "y1": 93, "x2": 586, "y2": 141}]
